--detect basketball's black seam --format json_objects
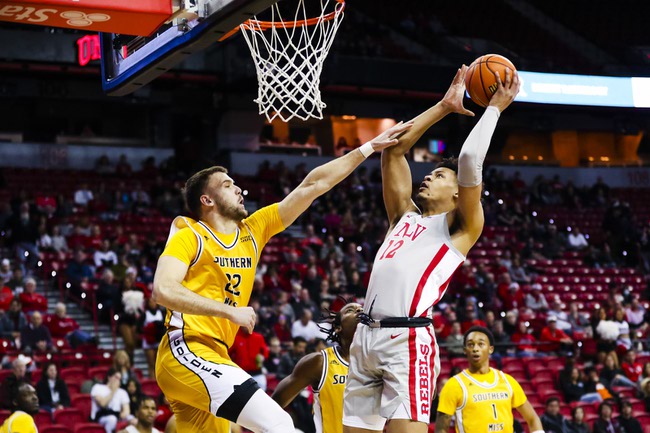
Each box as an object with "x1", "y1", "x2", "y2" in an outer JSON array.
[{"x1": 477, "y1": 62, "x2": 490, "y2": 107}]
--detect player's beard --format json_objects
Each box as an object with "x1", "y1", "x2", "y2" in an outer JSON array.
[{"x1": 215, "y1": 197, "x2": 248, "y2": 221}]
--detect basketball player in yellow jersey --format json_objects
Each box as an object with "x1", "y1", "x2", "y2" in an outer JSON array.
[
  {"x1": 0, "y1": 380, "x2": 39, "y2": 433},
  {"x1": 152, "y1": 120, "x2": 413, "y2": 433},
  {"x1": 272, "y1": 302, "x2": 362, "y2": 433},
  {"x1": 436, "y1": 326, "x2": 543, "y2": 433}
]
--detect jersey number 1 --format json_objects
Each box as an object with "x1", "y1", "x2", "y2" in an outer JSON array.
[
  {"x1": 491, "y1": 403, "x2": 497, "y2": 420},
  {"x1": 379, "y1": 240, "x2": 404, "y2": 260}
]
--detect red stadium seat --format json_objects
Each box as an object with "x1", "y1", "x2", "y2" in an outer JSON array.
[
  {"x1": 41, "y1": 426, "x2": 73, "y2": 433},
  {"x1": 0, "y1": 410, "x2": 10, "y2": 425},
  {"x1": 88, "y1": 366, "x2": 110, "y2": 381},
  {"x1": 141, "y1": 379, "x2": 162, "y2": 396},
  {"x1": 34, "y1": 410, "x2": 52, "y2": 427},
  {"x1": 53, "y1": 408, "x2": 85, "y2": 426},
  {"x1": 73, "y1": 424, "x2": 106, "y2": 433},
  {"x1": 71, "y1": 394, "x2": 91, "y2": 422}
]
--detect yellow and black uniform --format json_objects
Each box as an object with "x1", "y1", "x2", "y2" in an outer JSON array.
[
  {"x1": 155, "y1": 204, "x2": 285, "y2": 433},
  {"x1": 0, "y1": 411, "x2": 38, "y2": 433},
  {"x1": 313, "y1": 346, "x2": 349, "y2": 433},
  {"x1": 438, "y1": 368, "x2": 527, "y2": 433}
]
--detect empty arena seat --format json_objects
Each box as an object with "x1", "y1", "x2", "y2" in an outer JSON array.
[
  {"x1": 41, "y1": 426, "x2": 73, "y2": 433},
  {"x1": 71, "y1": 394, "x2": 92, "y2": 421},
  {"x1": 141, "y1": 379, "x2": 162, "y2": 396},
  {"x1": 73, "y1": 424, "x2": 106, "y2": 433},
  {"x1": 53, "y1": 408, "x2": 85, "y2": 426}
]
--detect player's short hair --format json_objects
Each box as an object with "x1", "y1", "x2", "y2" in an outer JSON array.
[
  {"x1": 183, "y1": 166, "x2": 228, "y2": 217},
  {"x1": 545, "y1": 397, "x2": 561, "y2": 407},
  {"x1": 137, "y1": 395, "x2": 156, "y2": 411},
  {"x1": 5, "y1": 377, "x2": 28, "y2": 410},
  {"x1": 435, "y1": 157, "x2": 458, "y2": 175},
  {"x1": 463, "y1": 326, "x2": 495, "y2": 347}
]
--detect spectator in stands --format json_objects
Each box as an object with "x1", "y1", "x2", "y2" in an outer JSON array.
[
  {"x1": 319, "y1": 234, "x2": 344, "y2": 262},
  {"x1": 561, "y1": 367, "x2": 602, "y2": 404},
  {"x1": 264, "y1": 336, "x2": 282, "y2": 374},
  {"x1": 592, "y1": 402, "x2": 619, "y2": 433},
  {"x1": 66, "y1": 250, "x2": 93, "y2": 296},
  {"x1": 502, "y1": 282, "x2": 525, "y2": 311},
  {"x1": 638, "y1": 363, "x2": 650, "y2": 387},
  {"x1": 20, "y1": 311, "x2": 52, "y2": 354},
  {"x1": 290, "y1": 309, "x2": 321, "y2": 343},
  {"x1": 0, "y1": 356, "x2": 31, "y2": 408},
  {"x1": 0, "y1": 258, "x2": 12, "y2": 284},
  {"x1": 567, "y1": 303, "x2": 589, "y2": 333},
  {"x1": 277, "y1": 336, "x2": 307, "y2": 380},
  {"x1": 540, "y1": 397, "x2": 570, "y2": 433},
  {"x1": 613, "y1": 307, "x2": 632, "y2": 351},
  {"x1": 567, "y1": 227, "x2": 589, "y2": 250},
  {"x1": 526, "y1": 283, "x2": 549, "y2": 312},
  {"x1": 511, "y1": 321, "x2": 538, "y2": 357},
  {"x1": 113, "y1": 350, "x2": 139, "y2": 389},
  {"x1": 293, "y1": 289, "x2": 318, "y2": 320},
  {"x1": 132, "y1": 183, "x2": 151, "y2": 207},
  {"x1": 91, "y1": 368, "x2": 131, "y2": 433},
  {"x1": 621, "y1": 350, "x2": 643, "y2": 384},
  {"x1": 547, "y1": 299, "x2": 573, "y2": 333},
  {"x1": 600, "y1": 353, "x2": 637, "y2": 389},
  {"x1": 492, "y1": 320, "x2": 511, "y2": 356},
  {"x1": 229, "y1": 327, "x2": 269, "y2": 391},
  {"x1": 444, "y1": 322, "x2": 464, "y2": 357},
  {"x1": 509, "y1": 256, "x2": 531, "y2": 284},
  {"x1": 273, "y1": 314, "x2": 293, "y2": 344},
  {"x1": 460, "y1": 304, "x2": 486, "y2": 333},
  {"x1": 539, "y1": 316, "x2": 573, "y2": 355},
  {"x1": 625, "y1": 297, "x2": 645, "y2": 331},
  {"x1": 98, "y1": 269, "x2": 120, "y2": 320},
  {"x1": 35, "y1": 362, "x2": 70, "y2": 412},
  {"x1": 567, "y1": 406, "x2": 589, "y2": 433},
  {"x1": 95, "y1": 239, "x2": 119, "y2": 269},
  {"x1": 74, "y1": 183, "x2": 94, "y2": 207},
  {"x1": 542, "y1": 225, "x2": 566, "y2": 259},
  {"x1": 142, "y1": 297, "x2": 165, "y2": 378},
  {"x1": 116, "y1": 155, "x2": 132, "y2": 176},
  {"x1": 50, "y1": 225, "x2": 68, "y2": 253},
  {"x1": 45, "y1": 302, "x2": 96, "y2": 348},
  {"x1": 0, "y1": 298, "x2": 27, "y2": 342},
  {"x1": 0, "y1": 283, "x2": 13, "y2": 312},
  {"x1": 18, "y1": 278, "x2": 47, "y2": 313},
  {"x1": 118, "y1": 395, "x2": 161, "y2": 433},
  {"x1": 7, "y1": 202, "x2": 40, "y2": 270},
  {"x1": 125, "y1": 378, "x2": 144, "y2": 416},
  {"x1": 616, "y1": 401, "x2": 642, "y2": 433},
  {"x1": 6, "y1": 268, "x2": 25, "y2": 294}
]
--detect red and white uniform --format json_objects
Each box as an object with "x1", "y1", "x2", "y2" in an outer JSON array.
[{"x1": 344, "y1": 212, "x2": 465, "y2": 430}]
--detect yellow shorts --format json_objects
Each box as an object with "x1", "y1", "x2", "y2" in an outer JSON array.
[{"x1": 156, "y1": 328, "x2": 259, "y2": 432}]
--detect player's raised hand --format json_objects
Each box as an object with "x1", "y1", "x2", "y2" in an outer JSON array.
[
  {"x1": 441, "y1": 65, "x2": 475, "y2": 117},
  {"x1": 228, "y1": 306, "x2": 256, "y2": 333},
  {"x1": 369, "y1": 120, "x2": 414, "y2": 152},
  {"x1": 488, "y1": 68, "x2": 520, "y2": 113}
]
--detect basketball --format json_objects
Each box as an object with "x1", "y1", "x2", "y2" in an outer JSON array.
[{"x1": 464, "y1": 54, "x2": 517, "y2": 108}]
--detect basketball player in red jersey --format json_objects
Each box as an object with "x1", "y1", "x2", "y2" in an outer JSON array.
[{"x1": 343, "y1": 67, "x2": 520, "y2": 433}]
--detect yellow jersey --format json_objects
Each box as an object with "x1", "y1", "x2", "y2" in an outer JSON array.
[
  {"x1": 0, "y1": 411, "x2": 37, "y2": 433},
  {"x1": 313, "y1": 346, "x2": 349, "y2": 433},
  {"x1": 438, "y1": 368, "x2": 527, "y2": 433},
  {"x1": 161, "y1": 204, "x2": 284, "y2": 348}
]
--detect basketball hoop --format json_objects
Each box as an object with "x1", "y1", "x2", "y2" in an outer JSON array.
[{"x1": 224, "y1": 0, "x2": 345, "y2": 122}]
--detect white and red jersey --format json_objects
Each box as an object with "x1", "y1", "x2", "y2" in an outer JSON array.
[{"x1": 364, "y1": 211, "x2": 465, "y2": 320}]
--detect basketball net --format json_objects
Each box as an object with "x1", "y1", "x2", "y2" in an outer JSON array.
[{"x1": 239, "y1": 0, "x2": 345, "y2": 122}]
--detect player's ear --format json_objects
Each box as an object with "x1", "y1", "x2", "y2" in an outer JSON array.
[
  {"x1": 489, "y1": 346, "x2": 494, "y2": 355},
  {"x1": 200, "y1": 194, "x2": 213, "y2": 206}
]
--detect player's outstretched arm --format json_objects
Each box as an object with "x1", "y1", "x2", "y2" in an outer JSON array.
[
  {"x1": 153, "y1": 255, "x2": 256, "y2": 332},
  {"x1": 382, "y1": 66, "x2": 473, "y2": 226},
  {"x1": 515, "y1": 401, "x2": 544, "y2": 433},
  {"x1": 452, "y1": 69, "x2": 520, "y2": 255},
  {"x1": 277, "y1": 121, "x2": 413, "y2": 228},
  {"x1": 271, "y1": 352, "x2": 323, "y2": 408},
  {"x1": 434, "y1": 412, "x2": 453, "y2": 433}
]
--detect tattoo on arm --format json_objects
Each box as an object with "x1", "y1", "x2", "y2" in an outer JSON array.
[{"x1": 434, "y1": 412, "x2": 452, "y2": 433}]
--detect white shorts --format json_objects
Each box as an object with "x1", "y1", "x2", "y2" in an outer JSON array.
[{"x1": 342, "y1": 323, "x2": 440, "y2": 430}]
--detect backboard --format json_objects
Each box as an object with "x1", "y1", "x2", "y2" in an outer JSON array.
[{"x1": 100, "y1": 0, "x2": 277, "y2": 96}]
